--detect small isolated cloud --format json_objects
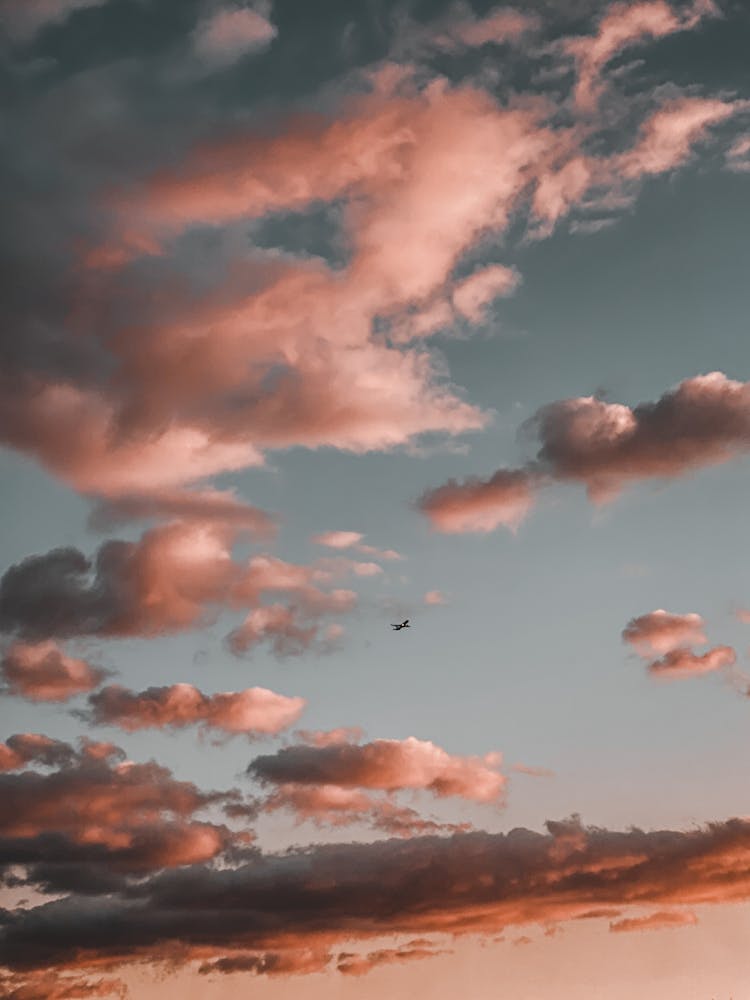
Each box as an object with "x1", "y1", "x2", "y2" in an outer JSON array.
[
  {"x1": 647, "y1": 645, "x2": 736, "y2": 680},
  {"x1": 452, "y1": 265, "x2": 521, "y2": 323},
  {"x1": 1, "y1": 641, "x2": 107, "y2": 702},
  {"x1": 622, "y1": 609, "x2": 707, "y2": 656},
  {"x1": 418, "y1": 469, "x2": 537, "y2": 534},
  {"x1": 424, "y1": 590, "x2": 447, "y2": 606},
  {"x1": 511, "y1": 763, "x2": 555, "y2": 778},
  {"x1": 311, "y1": 531, "x2": 403, "y2": 562},
  {"x1": 193, "y1": 3, "x2": 277, "y2": 67},
  {"x1": 81, "y1": 683, "x2": 305, "y2": 737},
  {"x1": 609, "y1": 910, "x2": 698, "y2": 933}
]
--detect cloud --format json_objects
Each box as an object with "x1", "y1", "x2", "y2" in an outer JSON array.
[
  {"x1": 336, "y1": 941, "x2": 448, "y2": 976},
  {"x1": 417, "y1": 469, "x2": 537, "y2": 533},
  {"x1": 0, "y1": 526, "x2": 361, "y2": 649},
  {"x1": 423, "y1": 590, "x2": 447, "y2": 606},
  {"x1": 618, "y1": 97, "x2": 740, "y2": 178},
  {"x1": 0, "y1": 971, "x2": 127, "y2": 999},
  {"x1": 452, "y1": 265, "x2": 521, "y2": 323},
  {"x1": 192, "y1": 4, "x2": 278, "y2": 67},
  {"x1": 198, "y1": 949, "x2": 332, "y2": 977},
  {"x1": 0, "y1": 0, "x2": 110, "y2": 42},
  {"x1": 248, "y1": 736, "x2": 506, "y2": 803},
  {"x1": 0, "y1": 737, "x2": 243, "y2": 881},
  {"x1": 87, "y1": 489, "x2": 277, "y2": 538},
  {"x1": 609, "y1": 909, "x2": 698, "y2": 933},
  {"x1": 421, "y1": 372, "x2": 750, "y2": 532},
  {"x1": 312, "y1": 531, "x2": 402, "y2": 561},
  {"x1": 81, "y1": 683, "x2": 305, "y2": 737},
  {"x1": 0, "y1": 733, "x2": 79, "y2": 772},
  {"x1": 6, "y1": 814, "x2": 750, "y2": 978},
  {"x1": 647, "y1": 645, "x2": 736, "y2": 679},
  {"x1": 563, "y1": 0, "x2": 719, "y2": 112},
  {"x1": 622, "y1": 609, "x2": 707, "y2": 656},
  {"x1": 1, "y1": 641, "x2": 107, "y2": 702}
]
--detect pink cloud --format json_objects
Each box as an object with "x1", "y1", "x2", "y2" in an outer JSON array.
[
  {"x1": 192, "y1": 4, "x2": 277, "y2": 67},
  {"x1": 619, "y1": 97, "x2": 740, "y2": 178},
  {"x1": 530, "y1": 372, "x2": 750, "y2": 502},
  {"x1": 418, "y1": 468, "x2": 537, "y2": 533},
  {"x1": 0, "y1": 525, "x2": 363, "y2": 649},
  {"x1": 452, "y1": 265, "x2": 521, "y2": 322},
  {"x1": 622, "y1": 609, "x2": 707, "y2": 656},
  {"x1": 83, "y1": 683, "x2": 305, "y2": 736},
  {"x1": 88, "y1": 488, "x2": 277, "y2": 538},
  {"x1": 726, "y1": 134, "x2": 750, "y2": 172},
  {"x1": 647, "y1": 644, "x2": 736, "y2": 679},
  {"x1": 249, "y1": 736, "x2": 506, "y2": 803},
  {"x1": 564, "y1": 0, "x2": 718, "y2": 112},
  {"x1": 424, "y1": 590, "x2": 447, "y2": 606},
  {"x1": 429, "y1": 7, "x2": 538, "y2": 51},
  {"x1": 1, "y1": 641, "x2": 107, "y2": 702},
  {"x1": 311, "y1": 531, "x2": 363, "y2": 550}
]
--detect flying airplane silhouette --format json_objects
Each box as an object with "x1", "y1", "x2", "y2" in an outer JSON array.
[{"x1": 391, "y1": 619, "x2": 410, "y2": 630}]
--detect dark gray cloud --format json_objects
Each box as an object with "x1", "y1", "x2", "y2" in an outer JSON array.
[{"x1": 1, "y1": 813, "x2": 750, "y2": 974}]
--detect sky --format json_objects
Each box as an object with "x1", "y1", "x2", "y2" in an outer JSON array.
[{"x1": 1, "y1": 0, "x2": 750, "y2": 996}]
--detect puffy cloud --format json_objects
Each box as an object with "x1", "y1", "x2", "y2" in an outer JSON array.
[
  {"x1": 609, "y1": 909, "x2": 698, "y2": 933},
  {"x1": 421, "y1": 373, "x2": 750, "y2": 533},
  {"x1": 6, "y1": 815, "x2": 750, "y2": 976},
  {"x1": 529, "y1": 372, "x2": 750, "y2": 501},
  {"x1": 0, "y1": 522, "x2": 237, "y2": 640},
  {"x1": 647, "y1": 645, "x2": 736, "y2": 679},
  {"x1": 418, "y1": 469, "x2": 537, "y2": 534},
  {"x1": 0, "y1": 737, "x2": 242, "y2": 881},
  {"x1": 82, "y1": 683, "x2": 305, "y2": 737},
  {"x1": 192, "y1": 4, "x2": 277, "y2": 67},
  {"x1": 293, "y1": 727, "x2": 364, "y2": 748},
  {"x1": 451, "y1": 265, "x2": 521, "y2": 323},
  {"x1": 622, "y1": 610, "x2": 707, "y2": 656},
  {"x1": 424, "y1": 590, "x2": 447, "y2": 606},
  {"x1": 248, "y1": 736, "x2": 506, "y2": 803},
  {"x1": 0, "y1": 733, "x2": 79, "y2": 772},
  {"x1": 1, "y1": 641, "x2": 107, "y2": 702},
  {"x1": 0, "y1": 526, "x2": 361, "y2": 650}
]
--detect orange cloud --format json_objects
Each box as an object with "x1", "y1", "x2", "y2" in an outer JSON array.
[{"x1": 609, "y1": 909, "x2": 698, "y2": 933}]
